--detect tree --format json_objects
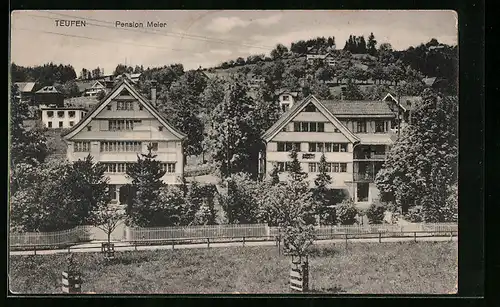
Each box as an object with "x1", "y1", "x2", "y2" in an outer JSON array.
[
  {"x1": 89, "y1": 204, "x2": 125, "y2": 246},
  {"x1": 235, "y1": 57, "x2": 246, "y2": 66},
  {"x1": 288, "y1": 144, "x2": 307, "y2": 182},
  {"x1": 375, "y1": 90, "x2": 458, "y2": 219},
  {"x1": 252, "y1": 79, "x2": 281, "y2": 135},
  {"x1": 366, "y1": 202, "x2": 386, "y2": 224},
  {"x1": 219, "y1": 173, "x2": 261, "y2": 224},
  {"x1": 378, "y1": 43, "x2": 394, "y2": 64},
  {"x1": 336, "y1": 199, "x2": 358, "y2": 225},
  {"x1": 65, "y1": 154, "x2": 112, "y2": 225},
  {"x1": 313, "y1": 153, "x2": 335, "y2": 225},
  {"x1": 269, "y1": 164, "x2": 280, "y2": 185},
  {"x1": 201, "y1": 77, "x2": 226, "y2": 115},
  {"x1": 163, "y1": 71, "x2": 207, "y2": 157},
  {"x1": 204, "y1": 77, "x2": 261, "y2": 178},
  {"x1": 270, "y1": 44, "x2": 289, "y2": 60},
  {"x1": 343, "y1": 81, "x2": 365, "y2": 100},
  {"x1": 10, "y1": 84, "x2": 48, "y2": 167},
  {"x1": 125, "y1": 145, "x2": 167, "y2": 227},
  {"x1": 367, "y1": 32, "x2": 378, "y2": 56},
  {"x1": 356, "y1": 36, "x2": 367, "y2": 54}
]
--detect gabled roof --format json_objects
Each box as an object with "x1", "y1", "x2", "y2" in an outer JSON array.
[
  {"x1": 90, "y1": 80, "x2": 105, "y2": 89},
  {"x1": 321, "y1": 100, "x2": 395, "y2": 117},
  {"x1": 36, "y1": 86, "x2": 61, "y2": 94},
  {"x1": 62, "y1": 77, "x2": 187, "y2": 140},
  {"x1": 14, "y1": 82, "x2": 36, "y2": 92},
  {"x1": 382, "y1": 93, "x2": 421, "y2": 112},
  {"x1": 75, "y1": 80, "x2": 95, "y2": 92},
  {"x1": 261, "y1": 95, "x2": 359, "y2": 143},
  {"x1": 422, "y1": 77, "x2": 437, "y2": 86},
  {"x1": 276, "y1": 89, "x2": 299, "y2": 97}
]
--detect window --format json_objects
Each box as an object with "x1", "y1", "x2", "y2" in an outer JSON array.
[
  {"x1": 57, "y1": 111, "x2": 65, "y2": 118},
  {"x1": 308, "y1": 143, "x2": 348, "y2": 152},
  {"x1": 109, "y1": 120, "x2": 136, "y2": 131},
  {"x1": 277, "y1": 162, "x2": 286, "y2": 172},
  {"x1": 59, "y1": 121, "x2": 63, "y2": 128},
  {"x1": 139, "y1": 105, "x2": 143, "y2": 111},
  {"x1": 308, "y1": 163, "x2": 317, "y2": 172},
  {"x1": 48, "y1": 122, "x2": 52, "y2": 128},
  {"x1": 107, "y1": 105, "x2": 112, "y2": 110},
  {"x1": 277, "y1": 142, "x2": 301, "y2": 152},
  {"x1": 87, "y1": 126, "x2": 92, "y2": 131},
  {"x1": 375, "y1": 120, "x2": 386, "y2": 133},
  {"x1": 103, "y1": 162, "x2": 134, "y2": 173},
  {"x1": 304, "y1": 103, "x2": 316, "y2": 112},
  {"x1": 68, "y1": 111, "x2": 75, "y2": 118},
  {"x1": 356, "y1": 120, "x2": 367, "y2": 133},
  {"x1": 100, "y1": 141, "x2": 142, "y2": 152},
  {"x1": 333, "y1": 127, "x2": 340, "y2": 133},
  {"x1": 150, "y1": 142, "x2": 158, "y2": 151},
  {"x1": 116, "y1": 101, "x2": 134, "y2": 111},
  {"x1": 294, "y1": 122, "x2": 325, "y2": 132},
  {"x1": 308, "y1": 143, "x2": 316, "y2": 152},
  {"x1": 340, "y1": 163, "x2": 347, "y2": 172},
  {"x1": 282, "y1": 95, "x2": 290, "y2": 101},
  {"x1": 158, "y1": 126, "x2": 163, "y2": 131},
  {"x1": 74, "y1": 142, "x2": 90, "y2": 152},
  {"x1": 69, "y1": 121, "x2": 74, "y2": 127},
  {"x1": 47, "y1": 111, "x2": 54, "y2": 118},
  {"x1": 161, "y1": 163, "x2": 176, "y2": 173}
]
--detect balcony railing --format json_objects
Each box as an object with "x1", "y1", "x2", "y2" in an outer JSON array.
[
  {"x1": 353, "y1": 153, "x2": 387, "y2": 160},
  {"x1": 353, "y1": 172, "x2": 376, "y2": 182}
]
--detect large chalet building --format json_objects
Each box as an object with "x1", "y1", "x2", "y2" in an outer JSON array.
[
  {"x1": 260, "y1": 95, "x2": 397, "y2": 205},
  {"x1": 62, "y1": 76, "x2": 186, "y2": 204}
]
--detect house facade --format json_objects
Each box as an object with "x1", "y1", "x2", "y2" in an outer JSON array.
[
  {"x1": 83, "y1": 81, "x2": 106, "y2": 97},
  {"x1": 261, "y1": 95, "x2": 396, "y2": 205},
  {"x1": 277, "y1": 90, "x2": 299, "y2": 112},
  {"x1": 41, "y1": 107, "x2": 88, "y2": 129},
  {"x1": 62, "y1": 77, "x2": 186, "y2": 205}
]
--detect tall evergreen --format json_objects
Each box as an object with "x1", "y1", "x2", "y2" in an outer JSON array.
[
  {"x1": 367, "y1": 32, "x2": 378, "y2": 56},
  {"x1": 288, "y1": 144, "x2": 307, "y2": 182},
  {"x1": 125, "y1": 145, "x2": 166, "y2": 226}
]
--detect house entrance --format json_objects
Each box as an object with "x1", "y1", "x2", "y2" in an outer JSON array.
[{"x1": 357, "y1": 183, "x2": 369, "y2": 202}]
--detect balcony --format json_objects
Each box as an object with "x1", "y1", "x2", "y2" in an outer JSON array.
[
  {"x1": 353, "y1": 152, "x2": 387, "y2": 160},
  {"x1": 353, "y1": 172, "x2": 376, "y2": 182}
]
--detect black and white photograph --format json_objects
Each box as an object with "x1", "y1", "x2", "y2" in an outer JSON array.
[{"x1": 9, "y1": 10, "x2": 458, "y2": 295}]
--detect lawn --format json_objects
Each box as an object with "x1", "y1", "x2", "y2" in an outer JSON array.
[{"x1": 9, "y1": 241, "x2": 457, "y2": 294}]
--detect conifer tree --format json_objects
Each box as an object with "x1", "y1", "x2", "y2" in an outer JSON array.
[{"x1": 125, "y1": 144, "x2": 167, "y2": 226}]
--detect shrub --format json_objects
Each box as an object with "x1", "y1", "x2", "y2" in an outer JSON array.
[
  {"x1": 405, "y1": 206, "x2": 423, "y2": 223},
  {"x1": 366, "y1": 202, "x2": 387, "y2": 224},
  {"x1": 336, "y1": 199, "x2": 358, "y2": 225}
]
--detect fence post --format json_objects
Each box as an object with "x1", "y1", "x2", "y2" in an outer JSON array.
[
  {"x1": 414, "y1": 232, "x2": 417, "y2": 242},
  {"x1": 34, "y1": 245, "x2": 37, "y2": 255},
  {"x1": 345, "y1": 233, "x2": 348, "y2": 250},
  {"x1": 378, "y1": 232, "x2": 381, "y2": 243},
  {"x1": 207, "y1": 238, "x2": 210, "y2": 248},
  {"x1": 68, "y1": 246, "x2": 71, "y2": 253},
  {"x1": 172, "y1": 240, "x2": 175, "y2": 250},
  {"x1": 450, "y1": 232, "x2": 453, "y2": 241},
  {"x1": 243, "y1": 236, "x2": 245, "y2": 246}
]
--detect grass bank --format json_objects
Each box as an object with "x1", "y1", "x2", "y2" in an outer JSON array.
[{"x1": 9, "y1": 241, "x2": 457, "y2": 294}]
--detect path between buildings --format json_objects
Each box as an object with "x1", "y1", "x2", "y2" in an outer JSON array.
[{"x1": 10, "y1": 236, "x2": 457, "y2": 256}]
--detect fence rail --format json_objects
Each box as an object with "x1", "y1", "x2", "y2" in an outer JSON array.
[
  {"x1": 10, "y1": 223, "x2": 457, "y2": 249},
  {"x1": 127, "y1": 223, "x2": 269, "y2": 241},
  {"x1": 9, "y1": 226, "x2": 91, "y2": 248}
]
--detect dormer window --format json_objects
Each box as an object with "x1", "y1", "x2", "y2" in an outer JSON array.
[
  {"x1": 282, "y1": 95, "x2": 290, "y2": 101},
  {"x1": 107, "y1": 105, "x2": 112, "y2": 110},
  {"x1": 158, "y1": 126, "x2": 163, "y2": 131}
]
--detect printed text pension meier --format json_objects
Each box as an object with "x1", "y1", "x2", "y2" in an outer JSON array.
[{"x1": 115, "y1": 21, "x2": 167, "y2": 28}]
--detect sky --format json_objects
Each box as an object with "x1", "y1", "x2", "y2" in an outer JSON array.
[{"x1": 10, "y1": 10, "x2": 458, "y2": 75}]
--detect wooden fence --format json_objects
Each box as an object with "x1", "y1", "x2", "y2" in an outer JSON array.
[
  {"x1": 126, "y1": 223, "x2": 269, "y2": 242},
  {"x1": 9, "y1": 226, "x2": 91, "y2": 249}
]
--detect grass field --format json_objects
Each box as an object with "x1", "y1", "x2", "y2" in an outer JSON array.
[{"x1": 9, "y1": 241, "x2": 457, "y2": 294}]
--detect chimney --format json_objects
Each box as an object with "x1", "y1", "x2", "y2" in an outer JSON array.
[{"x1": 151, "y1": 80, "x2": 157, "y2": 106}]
